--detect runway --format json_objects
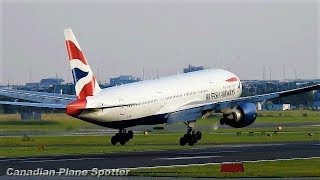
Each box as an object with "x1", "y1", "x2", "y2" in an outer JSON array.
[{"x1": 0, "y1": 142, "x2": 319, "y2": 176}]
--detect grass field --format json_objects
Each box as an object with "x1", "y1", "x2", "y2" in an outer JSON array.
[
  {"x1": 0, "y1": 113, "x2": 97, "y2": 134},
  {"x1": 0, "y1": 111, "x2": 319, "y2": 178},
  {"x1": 0, "y1": 110, "x2": 319, "y2": 157},
  {"x1": 0, "y1": 131, "x2": 319, "y2": 157},
  {"x1": 130, "y1": 158, "x2": 320, "y2": 177}
]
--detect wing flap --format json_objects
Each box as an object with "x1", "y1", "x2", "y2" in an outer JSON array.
[{"x1": 167, "y1": 107, "x2": 203, "y2": 124}]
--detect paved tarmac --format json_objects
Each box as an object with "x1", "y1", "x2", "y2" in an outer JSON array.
[{"x1": 0, "y1": 141, "x2": 319, "y2": 179}]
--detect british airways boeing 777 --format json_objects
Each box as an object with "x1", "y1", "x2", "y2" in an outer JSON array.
[{"x1": 0, "y1": 29, "x2": 319, "y2": 146}]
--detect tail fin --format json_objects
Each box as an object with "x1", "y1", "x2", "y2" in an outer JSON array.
[{"x1": 64, "y1": 29, "x2": 101, "y2": 99}]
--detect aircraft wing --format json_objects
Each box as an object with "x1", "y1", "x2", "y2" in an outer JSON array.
[
  {"x1": 0, "y1": 101, "x2": 66, "y2": 109},
  {"x1": 0, "y1": 88, "x2": 138, "y2": 109},
  {"x1": 167, "y1": 84, "x2": 320, "y2": 124},
  {"x1": 204, "y1": 84, "x2": 320, "y2": 111},
  {"x1": 208, "y1": 83, "x2": 320, "y2": 111},
  {"x1": 0, "y1": 88, "x2": 76, "y2": 105}
]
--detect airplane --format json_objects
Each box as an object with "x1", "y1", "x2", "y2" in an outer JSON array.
[{"x1": 0, "y1": 29, "x2": 319, "y2": 146}]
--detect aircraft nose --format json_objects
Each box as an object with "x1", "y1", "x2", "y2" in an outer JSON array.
[{"x1": 66, "y1": 98, "x2": 87, "y2": 117}]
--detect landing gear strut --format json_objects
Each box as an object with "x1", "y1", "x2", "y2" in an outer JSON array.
[
  {"x1": 180, "y1": 122, "x2": 202, "y2": 146},
  {"x1": 111, "y1": 129, "x2": 133, "y2": 145}
]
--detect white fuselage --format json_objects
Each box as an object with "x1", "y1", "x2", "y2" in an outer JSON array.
[{"x1": 78, "y1": 69, "x2": 242, "y2": 127}]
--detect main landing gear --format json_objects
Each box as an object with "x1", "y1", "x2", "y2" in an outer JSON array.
[
  {"x1": 111, "y1": 129, "x2": 133, "y2": 145},
  {"x1": 179, "y1": 121, "x2": 202, "y2": 146}
]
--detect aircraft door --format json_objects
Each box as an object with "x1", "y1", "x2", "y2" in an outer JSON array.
[
  {"x1": 157, "y1": 92, "x2": 165, "y2": 108},
  {"x1": 209, "y1": 82, "x2": 215, "y2": 91},
  {"x1": 119, "y1": 99, "x2": 126, "y2": 115}
]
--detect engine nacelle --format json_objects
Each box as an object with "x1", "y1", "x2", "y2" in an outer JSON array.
[{"x1": 220, "y1": 103, "x2": 257, "y2": 128}]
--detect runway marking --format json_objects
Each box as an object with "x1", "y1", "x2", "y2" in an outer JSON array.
[
  {"x1": 0, "y1": 157, "x2": 50, "y2": 162},
  {"x1": 225, "y1": 143, "x2": 284, "y2": 148},
  {"x1": 21, "y1": 157, "x2": 103, "y2": 163},
  {"x1": 128, "y1": 157, "x2": 320, "y2": 170},
  {"x1": 178, "y1": 150, "x2": 239, "y2": 155},
  {"x1": 156, "y1": 155, "x2": 222, "y2": 160},
  {"x1": 243, "y1": 157, "x2": 320, "y2": 163}
]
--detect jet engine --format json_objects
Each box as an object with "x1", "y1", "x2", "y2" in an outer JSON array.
[{"x1": 220, "y1": 103, "x2": 257, "y2": 128}]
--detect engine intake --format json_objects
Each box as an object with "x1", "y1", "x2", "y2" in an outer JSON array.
[{"x1": 220, "y1": 103, "x2": 257, "y2": 128}]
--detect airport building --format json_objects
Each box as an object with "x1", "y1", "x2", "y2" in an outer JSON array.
[
  {"x1": 183, "y1": 65, "x2": 204, "y2": 73},
  {"x1": 53, "y1": 84, "x2": 75, "y2": 95},
  {"x1": 21, "y1": 78, "x2": 65, "y2": 91},
  {"x1": 109, "y1": 75, "x2": 141, "y2": 87},
  {"x1": 39, "y1": 78, "x2": 64, "y2": 88},
  {"x1": 25, "y1": 83, "x2": 40, "y2": 89}
]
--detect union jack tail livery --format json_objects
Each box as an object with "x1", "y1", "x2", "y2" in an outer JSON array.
[{"x1": 64, "y1": 29, "x2": 101, "y2": 99}]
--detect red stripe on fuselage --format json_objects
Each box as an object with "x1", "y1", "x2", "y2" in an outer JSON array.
[
  {"x1": 226, "y1": 77, "x2": 238, "y2": 82},
  {"x1": 65, "y1": 40, "x2": 88, "y2": 65}
]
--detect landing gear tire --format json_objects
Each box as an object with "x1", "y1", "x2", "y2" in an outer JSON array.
[
  {"x1": 196, "y1": 131, "x2": 202, "y2": 140},
  {"x1": 128, "y1": 130, "x2": 133, "y2": 139},
  {"x1": 120, "y1": 139, "x2": 126, "y2": 145},
  {"x1": 188, "y1": 135, "x2": 197, "y2": 146},
  {"x1": 180, "y1": 137, "x2": 187, "y2": 146},
  {"x1": 111, "y1": 129, "x2": 134, "y2": 145},
  {"x1": 111, "y1": 136, "x2": 117, "y2": 145}
]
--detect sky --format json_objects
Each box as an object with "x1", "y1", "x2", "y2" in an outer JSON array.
[{"x1": 0, "y1": 0, "x2": 319, "y2": 85}]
